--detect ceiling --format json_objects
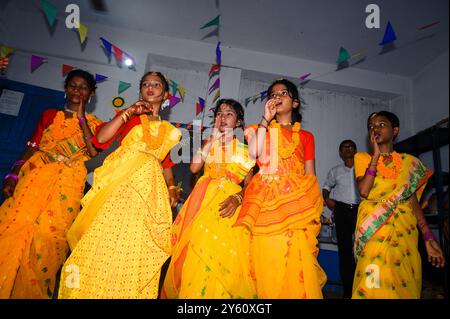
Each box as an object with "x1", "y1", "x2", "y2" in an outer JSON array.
[{"x1": 7, "y1": 0, "x2": 450, "y2": 77}]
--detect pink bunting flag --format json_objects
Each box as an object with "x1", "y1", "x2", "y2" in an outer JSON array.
[
  {"x1": 31, "y1": 55, "x2": 47, "y2": 72},
  {"x1": 299, "y1": 73, "x2": 311, "y2": 81}
]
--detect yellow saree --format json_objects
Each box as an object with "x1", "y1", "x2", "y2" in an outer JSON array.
[{"x1": 352, "y1": 152, "x2": 432, "y2": 299}]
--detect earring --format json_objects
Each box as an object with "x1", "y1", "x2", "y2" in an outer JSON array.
[
  {"x1": 161, "y1": 99, "x2": 170, "y2": 109},
  {"x1": 88, "y1": 97, "x2": 92, "y2": 103},
  {"x1": 64, "y1": 93, "x2": 67, "y2": 99}
]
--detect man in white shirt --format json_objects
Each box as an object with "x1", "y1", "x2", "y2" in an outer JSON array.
[{"x1": 322, "y1": 139, "x2": 360, "y2": 298}]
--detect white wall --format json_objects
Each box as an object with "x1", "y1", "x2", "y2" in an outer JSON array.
[{"x1": 412, "y1": 51, "x2": 449, "y2": 172}]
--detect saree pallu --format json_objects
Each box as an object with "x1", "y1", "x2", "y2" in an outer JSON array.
[
  {"x1": 0, "y1": 112, "x2": 101, "y2": 298},
  {"x1": 59, "y1": 120, "x2": 181, "y2": 299},
  {"x1": 352, "y1": 152, "x2": 432, "y2": 299},
  {"x1": 163, "y1": 140, "x2": 256, "y2": 299},
  {"x1": 235, "y1": 125, "x2": 327, "y2": 299}
]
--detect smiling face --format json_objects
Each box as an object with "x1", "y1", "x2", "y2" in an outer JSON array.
[
  {"x1": 368, "y1": 115, "x2": 399, "y2": 144},
  {"x1": 215, "y1": 103, "x2": 241, "y2": 132},
  {"x1": 64, "y1": 76, "x2": 92, "y2": 105},
  {"x1": 268, "y1": 83, "x2": 299, "y2": 117}
]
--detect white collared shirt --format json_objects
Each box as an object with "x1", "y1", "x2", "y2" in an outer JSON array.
[{"x1": 323, "y1": 163, "x2": 360, "y2": 205}]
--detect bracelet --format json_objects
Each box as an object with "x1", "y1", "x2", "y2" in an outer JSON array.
[
  {"x1": 423, "y1": 231, "x2": 437, "y2": 241},
  {"x1": 78, "y1": 115, "x2": 87, "y2": 125},
  {"x1": 26, "y1": 141, "x2": 39, "y2": 149},
  {"x1": 121, "y1": 110, "x2": 132, "y2": 123},
  {"x1": 365, "y1": 169, "x2": 377, "y2": 176},
  {"x1": 231, "y1": 193, "x2": 243, "y2": 205},
  {"x1": 262, "y1": 115, "x2": 270, "y2": 124},
  {"x1": 258, "y1": 123, "x2": 268, "y2": 130},
  {"x1": 3, "y1": 173, "x2": 18, "y2": 184},
  {"x1": 11, "y1": 160, "x2": 25, "y2": 170},
  {"x1": 168, "y1": 185, "x2": 179, "y2": 191}
]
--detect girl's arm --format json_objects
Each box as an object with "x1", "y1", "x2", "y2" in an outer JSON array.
[
  {"x1": 1, "y1": 147, "x2": 36, "y2": 199},
  {"x1": 357, "y1": 132, "x2": 380, "y2": 198},
  {"x1": 163, "y1": 167, "x2": 179, "y2": 208},
  {"x1": 219, "y1": 168, "x2": 254, "y2": 218}
]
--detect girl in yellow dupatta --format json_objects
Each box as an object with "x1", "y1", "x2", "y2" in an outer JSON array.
[
  {"x1": 0, "y1": 70, "x2": 102, "y2": 298},
  {"x1": 58, "y1": 71, "x2": 181, "y2": 299},
  {"x1": 234, "y1": 79, "x2": 327, "y2": 298},
  {"x1": 352, "y1": 111, "x2": 445, "y2": 299},
  {"x1": 162, "y1": 99, "x2": 256, "y2": 299}
]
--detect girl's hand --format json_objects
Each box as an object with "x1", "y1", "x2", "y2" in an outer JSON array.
[
  {"x1": 370, "y1": 131, "x2": 381, "y2": 158},
  {"x1": 219, "y1": 195, "x2": 240, "y2": 218},
  {"x1": 263, "y1": 98, "x2": 278, "y2": 123},
  {"x1": 209, "y1": 116, "x2": 224, "y2": 143},
  {"x1": 425, "y1": 240, "x2": 445, "y2": 268},
  {"x1": 128, "y1": 100, "x2": 152, "y2": 116},
  {"x1": 77, "y1": 94, "x2": 86, "y2": 116},
  {"x1": 2, "y1": 178, "x2": 17, "y2": 199},
  {"x1": 169, "y1": 187, "x2": 180, "y2": 208},
  {"x1": 0, "y1": 57, "x2": 9, "y2": 71}
]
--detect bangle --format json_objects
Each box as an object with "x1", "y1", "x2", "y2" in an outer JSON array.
[
  {"x1": 365, "y1": 169, "x2": 377, "y2": 176},
  {"x1": 423, "y1": 231, "x2": 437, "y2": 241},
  {"x1": 78, "y1": 115, "x2": 87, "y2": 125},
  {"x1": 258, "y1": 123, "x2": 268, "y2": 130},
  {"x1": 121, "y1": 110, "x2": 131, "y2": 123},
  {"x1": 262, "y1": 115, "x2": 270, "y2": 124},
  {"x1": 231, "y1": 193, "x2": 243, "y2": 205},
  {"x1": 11, "y1": 160, "x2": 25, "y2": 170},
  {"x1": 168, "y1": 185, "x2": 179, "y2": 191},
  {"x1": 3, "y1": 173, "x2": 18, "y2": 184}
]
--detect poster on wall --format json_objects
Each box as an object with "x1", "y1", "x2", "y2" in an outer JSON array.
[{"x1": 0, "y1": 89, "x2": 24, "y2": 116}]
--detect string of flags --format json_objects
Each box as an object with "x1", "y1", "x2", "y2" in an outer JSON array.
[{"x1": 243, "y1": 19, "x2": 440, "y2": 106}]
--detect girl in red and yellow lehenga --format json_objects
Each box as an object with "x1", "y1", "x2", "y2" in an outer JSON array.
[
  {"x1": 58, "y1": 71, "x2": 181, "y2": 299},
  {"x1": 0, "y1": 69, "x2": 102, "y2": 298},
  {"x1": 352, "y1": 111, "x2": 445, "y2": 299},
  {"x1": 235, "y1": 79, "x2": 327, "y2": 299},
  {"x1": 162, "y1": 99, "x2": 256, "y2": 299}
]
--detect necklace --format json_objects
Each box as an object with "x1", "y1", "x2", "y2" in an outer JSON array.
[
  {"x1": 140, "y1": 115, "x2": 166, "y2": 150},
  {"x1": 269, "y1": 120, "x2": 301, "y2": 159},
  {"x1": 64, "y1": 107, "x2": 77, "y2": 114},
  {"x1": 376, "y1": 151, "x2": 402, "y2": 179}
]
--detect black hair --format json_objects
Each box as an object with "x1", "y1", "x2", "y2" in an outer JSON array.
[
  {"x1": 64, "y1": 69, "x2": 97, "y2": 92},
  {"x1": 367, "y1": 111, "x2": 400, "y2": 129},
  {"x1": 139, "y1": 71, "x2": 169, "y2": 91},
  {"x1": 339, "y1": 139, "x2": 357, "y2": 151},
  {"x1": 213, "y1": 98, "x2": 245, "y2": 128},
  {"x1": 267, "y1": 78, "x2": 302, "y2": 123}
]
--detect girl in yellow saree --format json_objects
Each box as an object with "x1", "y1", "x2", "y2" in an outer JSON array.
[
  {"x1": 352, "y1": 111, "x2": 445, "y2": 299},
  {"x1": 0, "y1": 70, "x2": 101, "y2": 298},
  {"x1": 162, "y1": 99, "x2": 256, "y2": 299},
  {"x1": 58, "y1": 71, "x2": 181, "y2": 299}
]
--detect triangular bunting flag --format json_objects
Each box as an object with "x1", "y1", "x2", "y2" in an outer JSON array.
[
  {"x1": 118, "y1": 81, "x2": 131, "y2": 94},
  {"x1": 252, "y1": 95, "x2": 259, "y2": 103},
  {"x1": 379, "y1": 21, "x2": 397, "y2": 45},
  {"x1": 212, "y1": 90, "x2": 221, "y2": 103},
  {"x1": 260, "y1": 90, "x2": 268, "y2": 101},
  {"x1": 196, "y1": 97, "x2": 206, "y2": 115},
  {"x1": 200, "y1": 15, "x2": 220, "y2": 29},
  {"x1": 208, "y1": 64, "x2": 220, "y2": 77},
  {"x1": 170, "y1": 80, "x2": 178, "y2": 96},
  {"x1": 31, "y1": 55, "x2": 47, "y2": 72},
  {"x1": 178, "y1": 86, "x2": 185, "y2": 101},
  {"x1": 351, "y1": 51, "x2": 365, "y2": 59},
  {"x1": 208, "y1": 78, "x2": 220, "y2": 94},
  {"x1": 95, "y1": 74, "x2": 108, "y2": 82},
  {"x1": 0, "y1": 46, "x2": 14, "y2": 58},
  {"x1": 62, "y1": 64, "x2": 75, "y2": 76},
  {"x1": 216, "y1": 41, "x2": 221, "y2": 65},
  {"x1": 244, "y1": 97, "x2": 251, "y2": 107},
  {"x1": 41, "y1": 0, "x2": 57, "y2": 27},
  {"x1": 78, "y1": 23, "x2": 88, "y2": 44},
  {"x1": 299, "y1": 72, "x2": 311, "y2": 81},
  {"x1": 100, "y1": 37, "x2": 113, "y2": 59},
  {"x1": 112, "y1": 45, "x2": 123, "y2": 62},
  {"x1": 337, "y1": 47, "x2": 351, "y2": 64},
  {"x1": 168, "y1": 96, "x2": 181, "y2": 109}
]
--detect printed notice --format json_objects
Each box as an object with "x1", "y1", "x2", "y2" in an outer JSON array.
[{"x1": 0, "y1": 89, "x2": 24, "y2": 116}]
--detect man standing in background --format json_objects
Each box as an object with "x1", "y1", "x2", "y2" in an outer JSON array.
[{"x1": 322, "y1": 139, "x2": 360, "y2": 298}]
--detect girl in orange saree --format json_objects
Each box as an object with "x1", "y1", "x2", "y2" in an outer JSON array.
[
  {"x1": 234, "y1": 79, "x2": 327, "y2": 298},
  {"x1": 352, "y1": 111, "x2": 445, "y2": 299},
  {"x1": 0, "y1": 70, "x2": 102, "y2": 298}
]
